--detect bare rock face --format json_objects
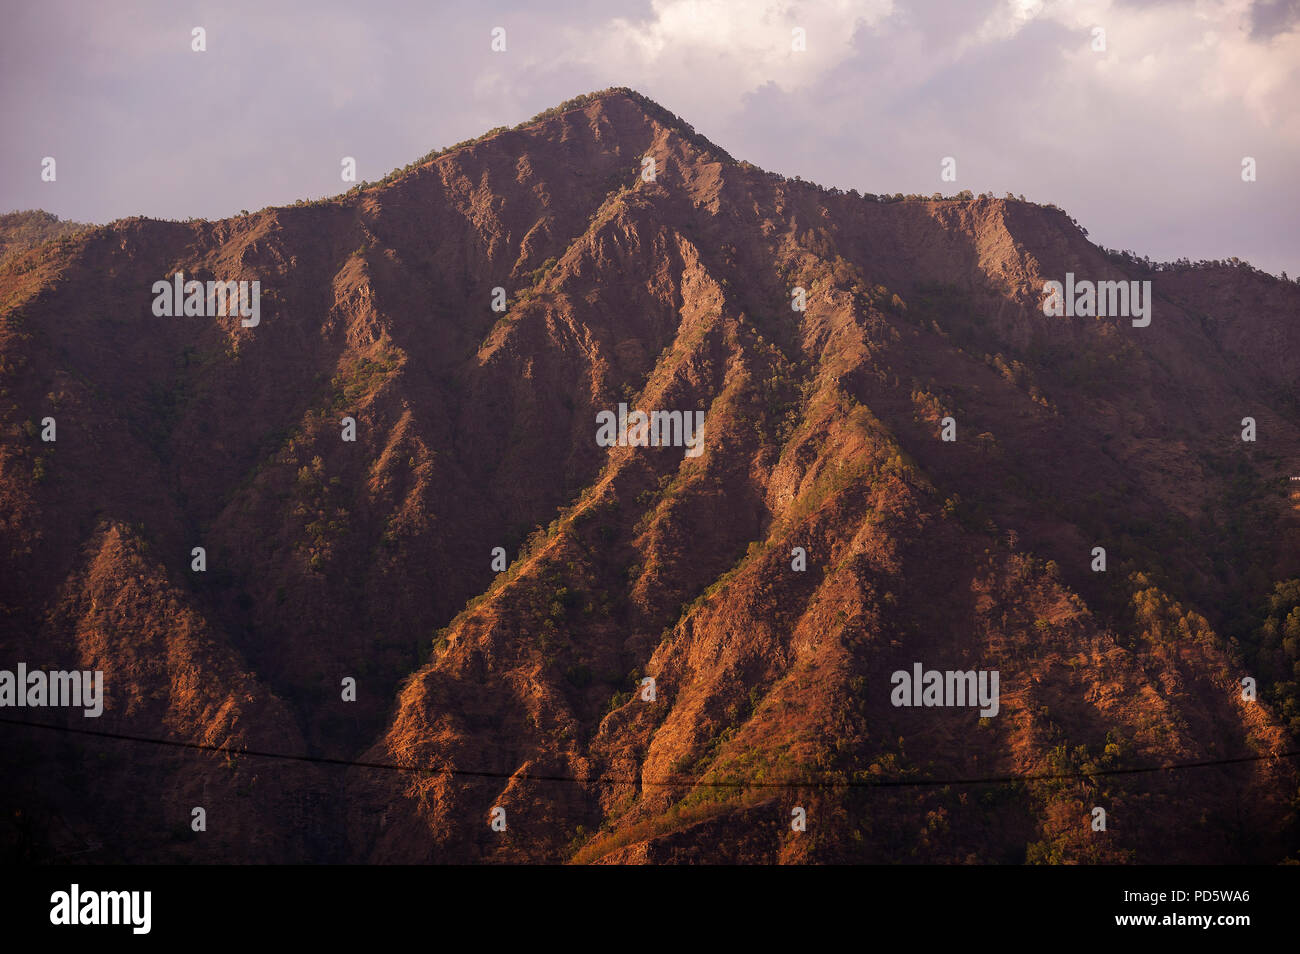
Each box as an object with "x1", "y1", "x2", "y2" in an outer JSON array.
[{"x1": 2, "y1": 88, "x2": 1298, "y2": 864}]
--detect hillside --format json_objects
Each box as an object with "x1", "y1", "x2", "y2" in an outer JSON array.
[
  {"x1": 2, "y1": 88, "x2": 1298, "y2": 864},
  {"x1": 0, "y1": 211, "x2": 92, "y2": 268}
]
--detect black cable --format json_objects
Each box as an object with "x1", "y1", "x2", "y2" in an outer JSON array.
[{"x1": 4, "y1": 715, "x2": 1296, "y2": 789}]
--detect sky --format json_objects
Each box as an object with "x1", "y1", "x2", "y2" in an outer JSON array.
[{"x1": 2, "y1": 0, "x2": 1298, "y2": 275}]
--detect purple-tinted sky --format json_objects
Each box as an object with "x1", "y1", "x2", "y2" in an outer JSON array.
[{"x1": 2, "y1": 0, "x2": 1297, "y2": 275}]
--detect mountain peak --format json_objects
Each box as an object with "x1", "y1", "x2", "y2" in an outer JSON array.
[
  {"x1": 521, "y1": 87, "x2": 736, "y2": 162},
  {"x1": 349, "y1": 87, "x2": 735, "y2": 199}
]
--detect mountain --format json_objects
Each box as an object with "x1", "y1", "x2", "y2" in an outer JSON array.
[{"x1": 2, "y1": 88, "x2": 1298, "y2": 864}]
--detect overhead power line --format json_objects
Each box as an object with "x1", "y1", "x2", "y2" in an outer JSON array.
[{"x1": 3, "y1": 715, "x2": 1296, "y2": 790}]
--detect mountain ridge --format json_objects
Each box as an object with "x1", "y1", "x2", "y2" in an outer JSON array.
[{"x1": 2, "y1": 89, "x2": 1298, "y2": 864}]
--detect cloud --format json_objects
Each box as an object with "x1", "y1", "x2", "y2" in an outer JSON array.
[
  {"x1": 574, "y1": 0, "x2": 894, "y2": 99},
  {"x1": 1249, "y1": 0, "x2": 1300, "y2": 38},
  {"x1": 969, "y1": 0, "x2": 1046, "y2": 46},
  {"x1": 1034, "y1": 0, "x2": 1299, "y2": 133}
]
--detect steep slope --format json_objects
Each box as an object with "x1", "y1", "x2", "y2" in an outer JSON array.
[{"x1": 2, "y1": 88, "x2": 1297, "y2": 864}]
